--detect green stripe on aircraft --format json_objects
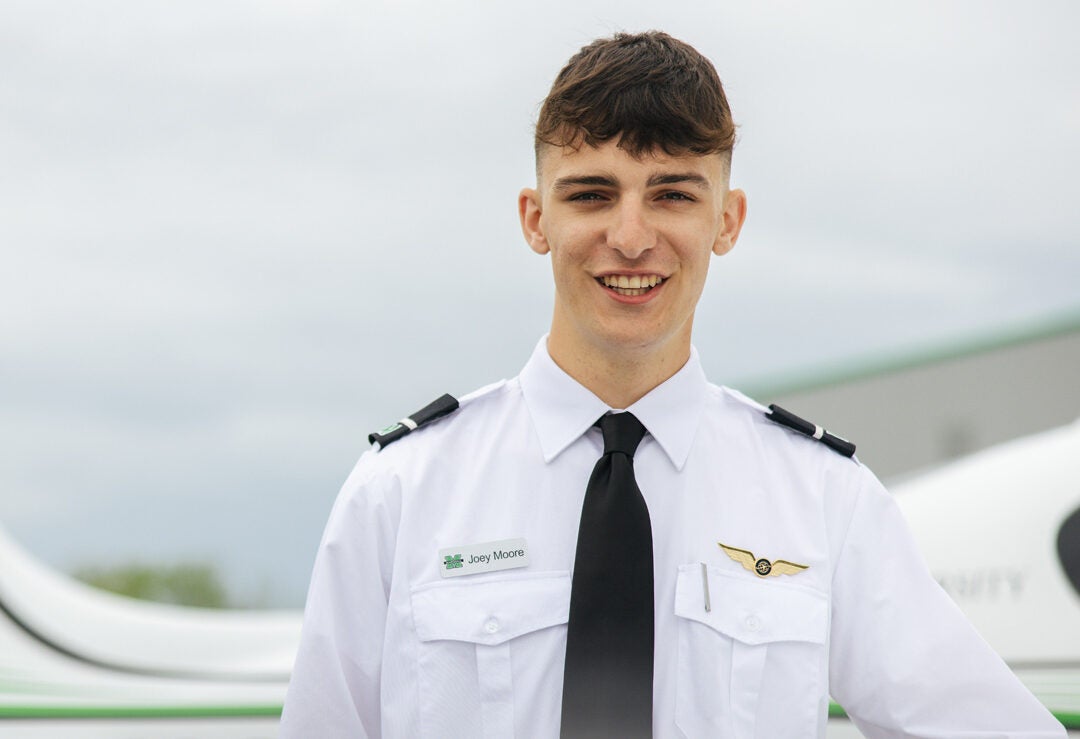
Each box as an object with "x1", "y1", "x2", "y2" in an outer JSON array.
[{"x1": 0, "y1": 704, "x2": 282, "y2": 719}]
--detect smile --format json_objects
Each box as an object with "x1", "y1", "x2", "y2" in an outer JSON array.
[{"x1": 597, "y1": 274, "x2": 664, "y2": 297}]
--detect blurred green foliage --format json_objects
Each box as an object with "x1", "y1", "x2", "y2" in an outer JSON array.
[{"x1": 73, "y1": 563, "x2": 230, "y2": 608}]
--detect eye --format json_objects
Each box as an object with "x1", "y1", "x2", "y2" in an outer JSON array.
[
  {"x1": 658, "y1": 191, "x2": 695, "y2": 202},
  {"x1": 568, "y1": 191, "x2": 606, "y2": 202}
]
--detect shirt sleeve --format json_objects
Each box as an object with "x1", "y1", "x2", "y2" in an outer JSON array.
[
  {"x1": 827, "y1": 464, "x2": 1066, "y2": 738},
  {"x1": 279, "y1": 452, "x2": 399, "y2": 739}
]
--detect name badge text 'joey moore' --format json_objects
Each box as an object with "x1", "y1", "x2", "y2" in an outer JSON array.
[{"x1": 438, "y1": 538, "x2": 530, "y2": 578}]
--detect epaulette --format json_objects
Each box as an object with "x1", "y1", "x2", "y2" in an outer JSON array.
[
  {"x1": 765, "y1": 404, "x2": 856, "y2": 458},
  {"x1": 368, "y1": 394, "x2": 459, "y2": 451}
]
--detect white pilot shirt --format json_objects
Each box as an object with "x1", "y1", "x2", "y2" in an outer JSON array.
[{"x1": 280, "y1": 337, "x2": 1064, "y2": 738}]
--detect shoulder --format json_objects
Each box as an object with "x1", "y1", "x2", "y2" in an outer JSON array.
[
  {"x1": 713, "y1": 384, "x2": 858, "y2": 461},
  {"x1": 366, "y1": 378, "x2": 516, "y2": 454},
  {"x1": 336, "y1": 379, "x2": 517, "y2": 500}
]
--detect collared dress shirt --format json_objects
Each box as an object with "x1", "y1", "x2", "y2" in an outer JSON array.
[{"x1": 280, "y1": 337, "x2": 1064, "y2": 738}]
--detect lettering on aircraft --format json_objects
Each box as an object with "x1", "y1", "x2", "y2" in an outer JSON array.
[{"x1": 935, "y1": 567, "x2": 1026, "y2": 603}]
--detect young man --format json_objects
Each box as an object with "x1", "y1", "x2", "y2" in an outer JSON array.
[{"x1": 281, "y1": 32, "x2": 1064, "y2": 737}]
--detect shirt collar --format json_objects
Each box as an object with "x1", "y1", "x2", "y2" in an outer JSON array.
[{"x1": 518, "y1": 335, "x2": 708, "y2": 470}]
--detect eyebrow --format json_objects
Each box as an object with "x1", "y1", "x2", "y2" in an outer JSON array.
[
  {"x1": 551, "y1": 174, "x2": 618, "y2": 192},
  {"x1": 646, "y1": 172, "x2": 710, "y2": 189},
  {"x1": 551, "y1": 172, "x2": 711, "y2": 192}
]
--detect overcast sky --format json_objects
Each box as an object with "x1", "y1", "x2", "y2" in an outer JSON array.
[{"x1": 2, "y1": 1, "x2": 1078, "y2": 607}]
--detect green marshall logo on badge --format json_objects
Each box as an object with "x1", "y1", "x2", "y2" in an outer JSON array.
[
  {"x1": 444, "y1": 554, "x2": 463, "y2": 570},
  {"x1": 379, "y1": 422, "x2": 403, "y2": 436}
]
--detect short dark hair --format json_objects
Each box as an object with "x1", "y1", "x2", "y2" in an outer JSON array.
[{"x1": 535, "y1": 31, "x2": 736, "y2": 166}]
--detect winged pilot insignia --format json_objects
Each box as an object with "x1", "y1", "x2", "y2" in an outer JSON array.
[{"x1": 718, "y1": 542, "x2": 809, "y2": 578}]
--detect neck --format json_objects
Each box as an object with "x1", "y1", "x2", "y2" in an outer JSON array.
[{"x1": 545, "y1": 332, "x2": 691, "y2": 409}]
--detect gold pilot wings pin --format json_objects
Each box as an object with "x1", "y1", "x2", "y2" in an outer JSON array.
[{"x1": 718, "y1": 542, "x2": 809, "y2": 578}]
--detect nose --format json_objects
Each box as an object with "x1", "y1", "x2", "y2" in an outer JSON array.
[{"x1": 607, "y1": 200, "x2": 656, "y2": 259}]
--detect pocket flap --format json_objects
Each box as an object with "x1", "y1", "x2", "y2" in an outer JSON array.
[
  {"x1": 674, "y1": 564, "x2": 827, "y2": 646},
  {"x1": 411, "y1": 571, "x2": 571, "y2": 646}
]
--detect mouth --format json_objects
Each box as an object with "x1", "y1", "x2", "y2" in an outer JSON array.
[{"x1": 596, "y1": 274, "x2": 665, "y2": 297}]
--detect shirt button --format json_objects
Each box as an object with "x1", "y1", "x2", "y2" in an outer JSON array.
[
  {"x1": 484, "y1": 619, "x2": 500, "y2": 634},
  {"x1": 745, "y1": 615, "x2": 762, "y2": 632}
]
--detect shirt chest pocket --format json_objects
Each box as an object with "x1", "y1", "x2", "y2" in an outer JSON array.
[
  {"x1": 674, "y1": 564, "x2": 829, "y2": 739},
  {"x1": 410, "y1": 571, "x2": 571, "y2": 739}
]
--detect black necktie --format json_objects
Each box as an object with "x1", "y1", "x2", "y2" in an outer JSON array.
[{"x1": 561, "y1": 412, "x2": 653, "y2": 738}]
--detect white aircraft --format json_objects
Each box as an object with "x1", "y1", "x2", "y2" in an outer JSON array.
[
  {"x1": 3, "y1": 420, "x2": 1077, "y2": 737},
  {"x1": 0, "y1": 523, "x2": 300, "y2": 738}
]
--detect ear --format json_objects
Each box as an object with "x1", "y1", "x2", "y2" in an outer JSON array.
[
  {"x1": 712, "y1": 188, "x2": 747, "y2": 257},
  {"x1": 518, "y1": 188, "x2": 549, "y2": 255}
]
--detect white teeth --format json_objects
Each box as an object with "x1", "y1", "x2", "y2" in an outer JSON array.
[
  {"x1": 599, "y1": 274, "x2": 664, "y2": 296},
  {"x1": 601, "y1": 274, "x2": 663, "y2": 289}
]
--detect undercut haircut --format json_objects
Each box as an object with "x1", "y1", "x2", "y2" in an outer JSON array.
[{"x1": 535, "y1": 31, "x2": 736, "y2": 169}]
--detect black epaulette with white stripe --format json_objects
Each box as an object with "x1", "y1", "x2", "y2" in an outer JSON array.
[
  {"x1": 765, "y1": 404, "x2": 856, "y2": 458},
  {"x1": 368, "y1": 394, "x2": 460, "y2": 450}
]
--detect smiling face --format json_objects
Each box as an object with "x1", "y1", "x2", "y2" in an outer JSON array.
[{"x1": 519, "y1": 140, "x2": 747, "y2": 376}]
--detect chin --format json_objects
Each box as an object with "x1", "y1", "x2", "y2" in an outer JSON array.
[{"x1": 590, "y1": 325, "x2": 679, "y2": 355}]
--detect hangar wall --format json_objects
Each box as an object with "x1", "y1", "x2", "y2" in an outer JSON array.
[{"x1": 750, "y1": 312, "x2": 1080, "y2": 481}]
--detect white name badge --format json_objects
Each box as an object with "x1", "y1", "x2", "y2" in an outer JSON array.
[{"x1": 439, "y1": 538, "x2": 530, "y2": 578}]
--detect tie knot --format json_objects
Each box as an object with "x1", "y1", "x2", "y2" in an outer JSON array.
[{"x1": 598, "y1": 412, "x2": 647, "y2": 457}]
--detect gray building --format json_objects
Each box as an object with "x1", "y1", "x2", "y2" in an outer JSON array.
[{"x1": 747, "y1": 311, "x2": 1080, "y2": 481}]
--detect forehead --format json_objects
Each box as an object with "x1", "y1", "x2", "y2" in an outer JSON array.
[{"x1": 537, "y1": 141, "x2": 727, "y2": 188}]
